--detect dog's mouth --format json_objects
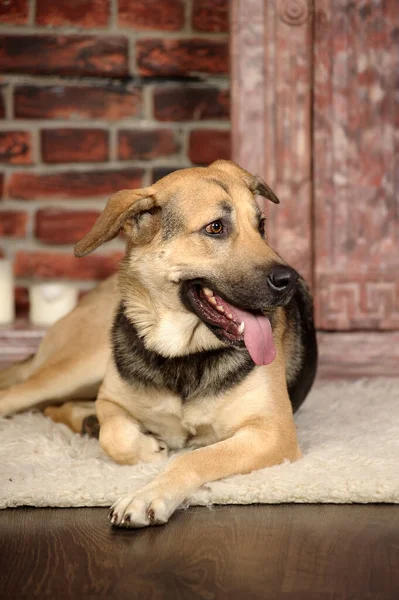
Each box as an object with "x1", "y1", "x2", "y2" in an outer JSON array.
[{"x1": 184, "y1": 284, "x2": 276, "y2": 366}]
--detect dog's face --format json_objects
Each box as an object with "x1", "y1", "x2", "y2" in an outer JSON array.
[{"x1": 75, "y1": 161, "x2": 298, "y2": 363}]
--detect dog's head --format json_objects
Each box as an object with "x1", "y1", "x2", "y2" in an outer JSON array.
[{"x1": 75, "y1": 161, "x2": 298, "y2": 364}]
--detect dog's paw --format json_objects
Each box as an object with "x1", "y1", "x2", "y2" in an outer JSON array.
[
  {"x1": 139, "y1": 434, "x2": 168, "y2": 464},
  {"x1": 100, "y1": 421, "x2": 168, "y2": 466},
  {"x1": 108, "y1": 483, "x2": 182, "y2": 529}
]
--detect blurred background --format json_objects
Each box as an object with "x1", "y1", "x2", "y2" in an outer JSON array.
[
  {"x1": 0, "y1": 0, "x2": 397, "y2": 375},
  {"x1": 0, "y1": 0, "x2": 230, "y2": 315}
]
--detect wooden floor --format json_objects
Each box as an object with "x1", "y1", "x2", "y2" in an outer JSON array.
[
  {"x1": 0, "y1": 504, "x2": 398, "y2": 599},
  {"x1": 0, "y1": 345, "x2": 398, "y2": 598}
]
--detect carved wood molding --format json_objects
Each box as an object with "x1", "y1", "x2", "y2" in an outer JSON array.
[
  {"x1": 277, "y1": 0, "x2": 310, "y2": 27},
  {"x1": 230, "y1": 0, "x2": 266, "y2": 179},
  {"x1": 316, "y1": 274, "x2": 399, "y2": 330},
  {"x1": 313, "y1": 0, "x2": 398, "y2": 329},
  {"x1": 231, "y1": 0, "x2": 314, "y2": 284}
]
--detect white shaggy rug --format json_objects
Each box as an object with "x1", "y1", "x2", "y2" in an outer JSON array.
[{"x1": 0, "y1": 379, "x2": 398, "y2": 509}]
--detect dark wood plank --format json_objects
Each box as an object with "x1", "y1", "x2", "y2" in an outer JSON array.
[{"x1": 0, "y1": 505, "x2": 398, "y2": 599}]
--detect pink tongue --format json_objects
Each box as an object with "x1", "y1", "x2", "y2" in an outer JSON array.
[
  {"x1": 243, "y1": 313, "x2": 276, "y2": 366},
  {"x1": 223, "y1": 303, "x2": 276, "y2": 366}
]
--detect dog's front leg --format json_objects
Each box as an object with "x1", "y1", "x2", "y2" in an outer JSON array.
[
  {"x1": 109, "y1": 423, "x2": 298, "y2": 528},
  {"x1": 97, "y1": 398, "x2": 168, "y2": 465}
]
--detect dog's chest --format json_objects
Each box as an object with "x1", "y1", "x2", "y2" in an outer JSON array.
[
  {"x1": 112, "y1": 305, "x2": 255, "y2": 449},
  {"x1": 133, "y1": 392, "x2": 220, "y2": 450},
  {"x1": 112, "y1": 305, "x2": 254, "y2": 402}
]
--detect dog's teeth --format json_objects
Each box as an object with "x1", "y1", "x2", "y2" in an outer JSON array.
[
  {"x1": 203, "y1": 287, "x2": 214, "y2": 297},
  {"x1": 238, "y1": 322, "x2": 245, "y2": 334},
  {"x1": 208, "y1": 296, "x2": 217, "y2": 305},
  {"x1": 217, "y1": 305, "x2": 225, "y2": 313},
  {"x1": 227, "y1": 313, "x2": 233, "y2": 320}
]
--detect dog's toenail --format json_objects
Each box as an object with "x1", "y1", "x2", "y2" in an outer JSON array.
[{"x1": 147, "y1": 508, "x2": 155, "y2": 524}]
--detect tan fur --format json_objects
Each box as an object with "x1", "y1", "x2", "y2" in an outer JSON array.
[
  {"x1": 0, "y1": 276, "x2": 117, "y2": 415},
  {"x1": 0, "y1": 160, "x2": 301, "y2": 528},
  {"x1": 44, "y1": 401, "x2": 96, "y2": 434}
]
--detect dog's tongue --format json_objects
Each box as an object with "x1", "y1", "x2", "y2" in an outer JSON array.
[
  {"x1": 224, "y1": 303, "x2": 276, "y2": 366},
  {"x1": 243, "y1": 313, "x2": 275, "y2": 366}
]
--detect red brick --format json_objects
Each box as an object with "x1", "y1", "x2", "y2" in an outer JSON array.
[
  {"x1": 188, "y1": 129, "x2": 230, "y2": 164},
  {"x1": 118, "y1": 129, "x2": 179, "y2": 161},
  {"x1": 35, "y1": 209, "x2": 101, "y2": 244},
  {"x1": 0, "y1": 0, "x2": 28, "y2": 24},
  {"x1": 7, "y1": 168, "x2": 143, "y2": 200},
  {"x1": 36, "y1": 0, "x2": 109, "y2": 28},
  {"x1": 0, "y1": 131, "x2": 32, "y2": 164},
  {"x1": 0, "y1": 85, "x2": 5, "y2": 118},
  {"x1": 192, "y1": 0, "x2": 228, "y2": 32},
  {"x1": 153, "y1": 85, "x2": 229, "y2": 121},
  {"x1": 0, "y1": 35, "x2": 128, "y2": 77},
  {"x1": 15, "y1": 285, "x2": 29, "y2": 317},
  {"x1": 42, "y1": 129, "x2": 108, "y2": 164},
  {"x1": 136, "y1": 39, "x2": 228, "y2": 76},
  {"x1": 0, "y1": 210, "x2": 27, "y2": 237},
  {"x1": 14, "y1": 84, "x2": 142, "y2": 120},
  {"x1": 14, "y1": 250, "x2": 123, "y2": 280},
  {"x1": 151, "y1": 166, "x2": 182, "y2": 183},
  {"x1": 119, "y1": 0, "x2": 184, "y2": 31}
]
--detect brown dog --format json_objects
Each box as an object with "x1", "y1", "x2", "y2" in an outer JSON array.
[{"x1": 0, "y1": 160, "x2": 317, "y2": 528}]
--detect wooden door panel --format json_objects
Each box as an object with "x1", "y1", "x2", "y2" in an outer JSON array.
[
  {"x1": 314, "y1": 0, "x2": 399, "y2": 329},
  {"x1": 231, "y1": 0, "x2": 313, "y2": 284}
]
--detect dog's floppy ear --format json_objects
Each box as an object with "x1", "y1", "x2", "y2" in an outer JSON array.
[
  {"x1": 74, "y1": 187, "x2": 157, "y2": 257},
  {"x1": 249, "y1": 176, "x2": 280, "y2": 204},
  {"x1": 209, "y1": 160, "x2": 280, "y2": 204}
]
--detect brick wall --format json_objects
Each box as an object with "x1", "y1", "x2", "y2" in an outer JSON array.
[{"x1": 0, "y1": 0, "x2": 230, "y2": 316}]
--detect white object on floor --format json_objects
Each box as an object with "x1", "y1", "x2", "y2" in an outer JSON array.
[
  {"x1": 0, "y1": 260, "x2": 15, "y2": 325},
  {"x1": 29, "y1": 283, "x2": 78, "y2": 326},
  {"x1": 0, "y1": 379, "x2": 398, "y2": 509}
]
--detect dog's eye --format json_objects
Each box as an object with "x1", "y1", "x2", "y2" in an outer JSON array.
[{"x1": 205, "y1": 221, "x2": 224, "y2": 235}]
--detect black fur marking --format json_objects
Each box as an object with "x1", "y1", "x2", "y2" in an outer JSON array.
[
  {"x1": 112, "y1": 304, "x2": 255, "y2": 402},
  {"x1": 285, "y1": 277, "x2": 318, "y2": 413},
  {"x1": 161, "y1": 201, "x2": 184, "y2": 240},
  {"x1": 81, "y1": 415, "x2": 100, "y2": 439},
  {"x1": 218, "y1": 200, "x2": 233, "y2": 214}
]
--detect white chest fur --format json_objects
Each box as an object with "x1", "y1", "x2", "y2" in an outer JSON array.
[{"x1": 126, "y1": 388, "x2": 220, "y2": 451}]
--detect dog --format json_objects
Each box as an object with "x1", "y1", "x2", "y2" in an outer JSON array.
[{"x1": 0, "y1": 160, "x2": 317, "y2": 528}]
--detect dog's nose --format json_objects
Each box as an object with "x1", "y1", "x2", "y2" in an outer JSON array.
[{"x1": 267, "y1": 266, "x2": 298, "y2": 293}]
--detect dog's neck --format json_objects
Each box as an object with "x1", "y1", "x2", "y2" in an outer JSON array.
[
  {"x1": 118, "y1": 272, "x2": 225, "y2": 357},
  {"x1": 112, "y1": 303, "x2": 255, "y2": 402}
]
